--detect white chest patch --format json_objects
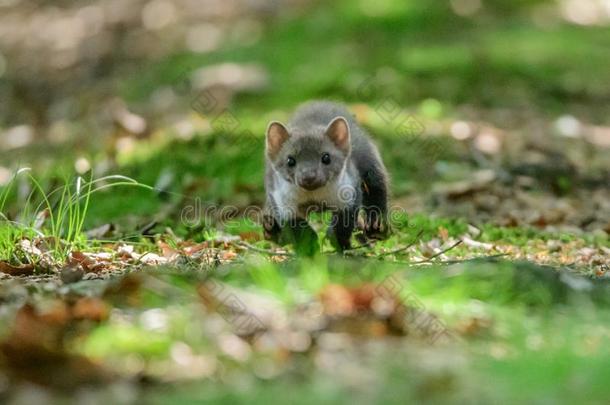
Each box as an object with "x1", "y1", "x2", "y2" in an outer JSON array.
[{"x1": 271, "y1": 170, "x2": 358, "y2": 219}]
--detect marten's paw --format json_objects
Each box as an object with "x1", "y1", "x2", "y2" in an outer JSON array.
[
  {"x1": 326, "y1": 227, "x2": 352, "y2": 252},
  {"x1": 363, "y1": 211, "x2": 389, "y2": 240},
  {"x1": 262, "y1": 215, "x2": 281, "y2": 242}
]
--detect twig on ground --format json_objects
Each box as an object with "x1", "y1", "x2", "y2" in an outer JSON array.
[
  {"x1": 438, "y1": 253, "x2": 507, "y2": 264},
  {"x1": 377, "y1": 230, "x2": 425, "y2": 257},
  {"x1": 385, "y1": 252, "x2": 508, "y2": 267},
  {"x1": 234, "y1": 241, "x2": 295, "y2": 257},
  {"x1": 410, "y1": 239, "x2": 464, "y2": 264}
]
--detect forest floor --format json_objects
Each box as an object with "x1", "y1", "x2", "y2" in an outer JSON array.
[{"x1": 0, "y1": 1, "x2": 609, "y2": 403}]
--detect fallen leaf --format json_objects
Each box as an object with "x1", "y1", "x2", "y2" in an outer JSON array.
[
  {"x1": 221, "y1": 250, "x2": 238, "y2": 261},
  {"x1": 461, "y1": 236, "x2": 494, "y2": 250},
  {"x1": 0, "y1": 262, "x2": 35, "y2": 276},
  {"x1": 72, "y1": 298, "x2": 109, "y2": 322},
  {"x1": 182, "y1": 242, "x2": 208, "y2": 257},
  {"x1": 319, "y1": 284, "x2": 355, "y2": 317},
  {"x1": 158, "y1": 241, "x2": 180, "y2": 260},
  {"x1": 70, "y1": 251, "x2": 106, "y2": 272},
  {"x1": 455, "y1": 316, "x2": 493, "y2": 337},
  {"x1": 239, "y1": 231, "x2": 261, "y2": 242},
  {"x1": 319, "y1": 283, "x2": 449, "y2": 340},
  {"x1": 1, "y1": 303, "x2": 112, "y2": 389}
]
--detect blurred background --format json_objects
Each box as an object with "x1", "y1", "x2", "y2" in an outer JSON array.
[{"x1": 0, "y1": 0, "x2": 608, "y2": 236}]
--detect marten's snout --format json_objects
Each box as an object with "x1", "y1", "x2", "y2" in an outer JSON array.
[{"x1": 297, "y1": 169, "x2": 325, "y2": 191}]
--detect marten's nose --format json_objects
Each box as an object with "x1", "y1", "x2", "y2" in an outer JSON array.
[{"x1": 298, "y1": 171, "x2": 323, "y2": 190}]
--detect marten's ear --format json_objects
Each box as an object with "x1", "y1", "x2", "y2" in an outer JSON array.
[
  {"x1": 325, "y1": 117, "x2": 350, "y2": 154},
  {"x1": 266, "y1": 121, "x2": 290, "y2": 160}
]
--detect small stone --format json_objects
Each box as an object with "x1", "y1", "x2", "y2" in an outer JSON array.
[{"x1": 60, "y1": 265, "x2": 84, "y2": 284}]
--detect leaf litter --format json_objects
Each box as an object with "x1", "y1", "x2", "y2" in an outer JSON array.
[{"x1": 0, "y1": 269, "x2": 458, "y2": 399}]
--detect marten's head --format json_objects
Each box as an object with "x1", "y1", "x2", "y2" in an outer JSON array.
[{"x1": 266, "y1": 117, "x2": 351, "y2": 191}]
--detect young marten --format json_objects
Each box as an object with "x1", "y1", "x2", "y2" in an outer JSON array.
[{"x1": 263, "y1": 101, "x2": 389, "y2": 253}]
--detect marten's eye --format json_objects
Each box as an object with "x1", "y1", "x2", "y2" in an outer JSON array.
[
  {"x1": 287, "y1": 156, "x2": 296, "y2": 167},
  {"x1": 321, "y1": 153, "x2": 331, "y2": 165}
]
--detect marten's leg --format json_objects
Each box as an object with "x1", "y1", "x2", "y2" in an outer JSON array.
[
  {"x1": 262, "y1": 213, "x2": 282, "y2": 243},
  {"x1": 361, "y1": 169, "x2": 389, "y2": 239},
  {"x1": 284, "y1": 217, "x2": 319, "y2": 256},
  {"x1": 262, "y1": 201, "x2": 283, "y2": 243},
  {"x1": 263, "y1": 212, "x2": 318, "y2": 256},
  {"x1": 328, "y1": 207, "x2": 357, "y2": 252}
]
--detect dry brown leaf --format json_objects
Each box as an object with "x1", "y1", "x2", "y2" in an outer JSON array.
[
  {"x1": 239, "y1": 231, "x2": 262, "y2": 242},
  {"x1": 72, "y1": 298, "x2": 109, "y2": 322},
  {"x1": 158, "y1": 241, "x2": 180, "y2": 260},
  {"x1": 220, "y1": 250, "x2": 238, "y2": 261},
  {"x1": 182, "y1": 242, "x2": 208, "y2": 257},
  {"x1": 0, "y1": 262, "x2": 36, "y2": 276},
  {"x1": 319, "y1": 284, "x2": 355, "y2": 317},
  {"x1": 455, "y1": 316, "x2": 493, "y2": 337},
  {"x1": 70, "y1": 251, "x2": 106, "y2": 272},
  {"x1": 319, "y1": 282, "x2": 449, "y2": 339},
  {"x1": 320, "y1": 283, "x2": 400, "y2": 318},
  {"x1": 1, "y1": 303, "x2": 112, "y2": 389}
]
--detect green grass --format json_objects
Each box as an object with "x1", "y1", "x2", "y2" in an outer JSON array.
[
  {"x1": 66, "y1": 256, "x2": 610, "y2": 404},
  {"x1": 0, "y1": 172, "x2": 155, "y2": 264},
  {"x1": 122, "y1": 0, "x2": 610, "y2": 117},
  {"x1": 3, "y1": 1, "x2": 610, "y2": 227}
]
